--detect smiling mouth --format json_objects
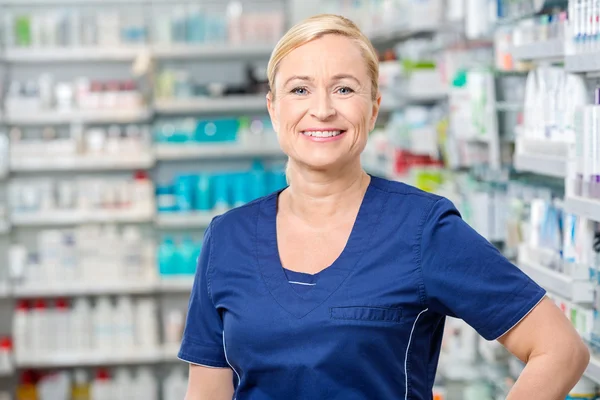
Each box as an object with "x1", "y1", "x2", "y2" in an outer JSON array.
[{"x1": 301, "y1": 130, "x2": 345, "y2": 138}]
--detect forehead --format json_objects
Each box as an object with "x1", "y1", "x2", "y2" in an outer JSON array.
[{"x1": 277, "y1": 34, "x2": 368, "y2": 82}]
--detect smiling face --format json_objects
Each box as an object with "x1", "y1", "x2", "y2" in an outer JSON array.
[{"x1": 267, "y1": 34, "x2": 381, "y2": 173}]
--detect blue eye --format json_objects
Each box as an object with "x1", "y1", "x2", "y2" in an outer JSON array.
[
  {"x1": 291, "y1": 87, "x2": 308, "y2": 95},
  {"x1": 337, "y1": 87, "x2": 354, "y2": 95}
]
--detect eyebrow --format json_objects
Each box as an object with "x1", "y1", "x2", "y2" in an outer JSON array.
[{"x1": 283, "y1": 74, "x2": 361, "y2": 87}]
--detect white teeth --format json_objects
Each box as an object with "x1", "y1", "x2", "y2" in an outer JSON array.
[{"x1": 302, "y1": 130, "x2": 342, "y2": 138}]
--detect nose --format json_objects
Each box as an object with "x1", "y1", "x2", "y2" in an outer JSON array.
[{"x1": 310, "y1": 91, "x2": 336, "y2": 120}]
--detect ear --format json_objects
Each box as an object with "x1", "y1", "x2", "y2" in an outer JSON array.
[
  {"x1": 266, "y1": 91, "x2": 280, "y2": 134},
  {"x1": 369, "y1": 92, "x2": 382, "y2": 132}
]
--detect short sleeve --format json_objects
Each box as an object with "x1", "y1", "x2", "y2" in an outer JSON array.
[
  {"x1": 178, "y1": 222, "x2": 229, "y2": 367},
  {"x1": 420, "y1": 198, "x2": 546, "y2": 341}
]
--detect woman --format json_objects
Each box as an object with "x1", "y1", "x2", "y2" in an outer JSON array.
[{"x1": 180, "y1": 14, "x2": 589, "y2": 400}]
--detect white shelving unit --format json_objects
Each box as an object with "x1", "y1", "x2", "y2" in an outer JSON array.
[
  {"x1": 564, "y1": 196, "x2": 600, "y2": 222},
  {"x1": 155, "y1": 142, "x2": 283, "y2": 161},
  {"x1": 159, "y1": 277, "x2": 195, "y2": 293},
  {"x1": 162, "y1": 343, "x2": 181, "y2": 362},
  {"x1": 10, "y1": 154, "x2": 155, "y2": 172},
  {"x1": 565, "y1": 53, "x2": 600, "y2": 74},
  {"x1": 511, "y1": 39, "x2": 564, "y2": 61},
  {"x1": 2, "y1": 47, "x2": 148, "y2": 63},
  {"x1": 518, "y1": 246, "x2": 594, "y2": 304},
  {"x1": 1, "y1": 44, "x2": 273, "y2": 63},
  {"x1": 155, "y1": 211, "x2": 219, "y2": 228},
  {"x1": 0, "y1": 220, "x2": 9, "y2": 234},
  {"x1": 3, "y1": 108, "x2": 153, "y2": 125},
  {"x1": 154, "y1": 95, "x2": 267, "y2": 115},
  {"x1": 11, "y1": 208, "x2": 155, "y2": 226},
  {"x1": 12, "y1": 280, "x2": 157, "y2": 298},
  {"x1": 152, "y1": 44, "x2": 274, "y2": 60},
  {"x1": 514, "y1": 152, "x2": 567, "y2": 178},
  {"x1": 402, "y1": 91, "x2": 448, "y2": 104},
  {"x1": 585, "y1": 355, "x2": 600, "y2": 385},
  {"x1": 0, "y1": 284, "x2": 10, "y2": 299},
  {"x1": 15, "y1": 348, "x2": 164, "y2": 368}
]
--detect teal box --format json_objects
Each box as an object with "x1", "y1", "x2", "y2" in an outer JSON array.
[{"x1": 195, "y1": 118, "x2": 239, "y2": 142}]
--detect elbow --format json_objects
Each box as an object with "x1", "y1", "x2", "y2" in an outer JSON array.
[
  {"x1": 564, "y1": 337, "x2": 590, "y2": 378},
  {"x1": 576, "y1": 340, "x2": 591, "y2": 370}
]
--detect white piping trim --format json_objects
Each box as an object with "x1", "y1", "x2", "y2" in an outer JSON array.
[
  {"x1": 288, "y1": 280, "x2": 317, "y2": 286},
  {"x1": 223, "y1": 330, "x2": 241, "y2": 397},
  {"x1": 405, "y1": 308, "x2": 428, "y2": 400},
  {"x1": 491, "y1": 291, "x2": 547, "y2": 341},
  {"x1": 177, "y1": 356, "x2": 228, "y2": 369}
]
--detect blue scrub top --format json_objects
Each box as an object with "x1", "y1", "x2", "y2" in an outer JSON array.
[{"x1": 179, "y1": 176, "x2": 546, "y2": 400}]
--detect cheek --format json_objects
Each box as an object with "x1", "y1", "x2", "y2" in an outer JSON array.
[{"x1": 278, "y1": 100, "x2": 305, "y2": 134}]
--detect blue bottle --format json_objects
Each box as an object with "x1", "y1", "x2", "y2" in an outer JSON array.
[
  {"x1": 212, "y1": 174, "x2": 230, "y2": 211},
  {"x1": 156, "y1": 184, "x2": 177, "y2": 213},
  {"x1": 194, "y1": 173, "x2": 212, "y2": 211},
  {"x1": 231, "y1": 172, "x2": 249, "y2": 207},
  {"x1": 248, "y1": 161, "x2": 267, "y2": 200},
  {"x1": 179, "y1": 236, "x2": 198, "y2": 276},
  {"x1": 174, "y1": 174, "x2": 195, "y2": 212},
  {"x1": 158, "y1": 237, "x2": 177, "y2": 277}
]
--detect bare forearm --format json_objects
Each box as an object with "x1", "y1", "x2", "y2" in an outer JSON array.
[{"x1": 506, "y1": 350, "x2": 589, "y2": 400}]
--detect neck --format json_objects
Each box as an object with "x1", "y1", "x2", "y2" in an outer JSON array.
[{"x1": 283, "y1": 159, "x2": 370, "y2": 226}]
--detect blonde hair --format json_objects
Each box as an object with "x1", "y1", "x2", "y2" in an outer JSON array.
[
  {"x1": 267, "y1": 15, "x2": 380, "y2": 184},
  {"x1": 267, "y1": 14, "x2": 380, "y2": 101}
]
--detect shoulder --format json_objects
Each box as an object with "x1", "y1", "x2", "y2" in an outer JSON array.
[
  {"x1": 369, "y1": 175, "x2": 449, "y2": 217},
  {"x1": 209, "y1": 190, "x2": 278, "y2": 236}
]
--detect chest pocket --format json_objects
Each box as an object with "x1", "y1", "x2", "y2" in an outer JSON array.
[{"x1": 330, "y1": 306, "x2": 402, "y2": 323}]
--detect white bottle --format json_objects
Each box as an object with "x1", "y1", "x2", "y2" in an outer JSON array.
[
  {"x1": 91, "y1": 369, "x2": 113, "y2": 400},
  {"x1": 0, "y1": 337, "x2": 13, "y2": 375},
  {"x1": 135, "y1": 367, "x2": 158, "y2": 400},
  {"x1": 163, "y1": 367, "x2": 188, "y2": 400},
  {"x1": 71, "y1": 298, "x2": 92, "y2": 352},
  {"x1": 113, "y1": 368, "x2": 134, "y2": 400},
  {"x1": 31, "y1": 299, "x2": 48, "y2": 357},
  {"x1": 121, "y1": 226, "x2": 143, "y2": 280},
  {"x1": 135, "y1": 299, "x2": 158, "y2": 349},
  {"x1": 114, "y1": 296, "x2": 135, "y2": 351},
  {"x1": 131, "y1": 171, "x2": 154, "y2": 213},
  {"x1": 13, "y1": 300, "x2": 29, "y2": 363},
  {"x1": 54, "y1": 298, "x2": 70, "y2": 353},
  {"x1": 92, "y1": 297, "x2": 114, "y2": 351},
  {"x1": 164, "y1": 309, "x2": 184, "y2": 345}
]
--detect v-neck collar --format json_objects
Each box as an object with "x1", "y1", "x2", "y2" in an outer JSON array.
[{"x1": 256, "y1": 176, "x2": 384, "y2": 318}]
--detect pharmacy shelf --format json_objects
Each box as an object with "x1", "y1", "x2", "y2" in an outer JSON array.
[
  {"x1": 585, "y1": 355, "x2": 600, "y2": 385},
  {"x1": 514, "y1": 152, "x2": 567, "y2": 178},
  {"x1": 12, "y1": 280, "x2": 157, "y2": 298},
  {"x1": 403, "y1": 92, "x2": 447, "y2": 104},
  {"x1": 0, "y1": 284, "x2": 10, "y2": 299},
  {"x1": 367, "y1": 25, "x2": 437, "y2": 46},
  {"x1": 15, "y1": 348, "x2": 163, "y2": 368},
  {"x1": 11, "y1": 208, "x2": 155, "y2": 227},
  {"x1": 152, "y1": 44, "x2": 274, "y2": 60},
  {"x1": 496, "y1": 102, "x2": 523, "y2": 112},
  {"x1": 2, "y1": 47, "x2": 148, "y2": 63},
  {"x1": 3, "y1": 108, "x2": 153, "y2": 125},
  {"x1": 564, "y1": 196, "x2": 600, "y2": 222},
  {"x1": 155, "y1": 211, "x2": 217, "y2": 228},
  {"x1": 162, "y1": 343, "x2": 181, "y2": 362},
  {"x1": 565, "y1": 52, "x2": 600, "y2": 74},
  {"x1": 155, "y1": 142, "x2": 283, "y2": 161},
  {"x1": 518, "y1": 254, "x2": 594, "y2": 304},
  {"x1": 160, "y1": 277, "x2": 195, "y2": 293},
  {"x1": 154, "y1": 95, "x2": 267, "y2": 115},
  {"x1": 511, "y1": 39, "x2": 564, "y2": 61},
  {"x1": 0, "y1": 220, "x2": 9, "y2": 234},
  {"x1": 10, "y1": 153, "x2": 155, "y2": 172}
]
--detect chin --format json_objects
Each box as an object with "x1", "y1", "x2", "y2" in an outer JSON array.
[{"x1": 297, "y1": 155, "x2": 350, "y2": 172}]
